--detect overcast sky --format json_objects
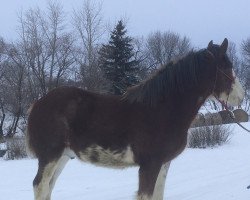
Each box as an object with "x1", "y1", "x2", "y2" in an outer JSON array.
[{"x1": 0, "y1": 0, "x2": 249, "y2": 48}]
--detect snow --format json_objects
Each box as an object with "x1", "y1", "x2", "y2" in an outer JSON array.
[
  {"x1": 0, "y1": 143, "x2": 6, "y2": 150},
  {"x1": 0, "y1": 122, "x2": 250, "y2": 200}
]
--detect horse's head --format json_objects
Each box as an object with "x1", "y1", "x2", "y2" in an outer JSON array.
[{"x1": 206, "y1": 38, "x2": 244, "y2": 106}]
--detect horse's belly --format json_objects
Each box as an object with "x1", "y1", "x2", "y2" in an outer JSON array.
[{"x1": 78, "y1": 145, "x2": 136, "y2": 168}]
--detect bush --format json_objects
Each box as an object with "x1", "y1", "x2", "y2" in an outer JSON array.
[
  {"x1": 0, "y1": 142, "x2": 7, "y2": 157},
  {"x1": 4, "y1": 137, "x2": 27, "y2": 160},
  {"x1": 188, "y1": 124, "x2": 232, "y2": 148}
]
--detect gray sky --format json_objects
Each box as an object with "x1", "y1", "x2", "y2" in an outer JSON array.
[{"x1": 0, "y1": 0, "x2": 249, "y2": 48}]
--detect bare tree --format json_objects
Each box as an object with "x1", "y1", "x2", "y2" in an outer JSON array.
[
  {"x1": 242, "y1": 38, "x2": 250, "y2": 64},
  {"x1": 241, "y1": 38, "x2": 250, "y2": 85},
  {"x1": 41, "y1": 1, "x2": 75, "y2": 90},
  {"x1": 17, "y1": 2, "x2": 75, "y2": 97},
  {"x1": 241, "y1": 37, "x2": 250, "y2": 111},
  {"x1": 227, "y1": 41, "x2": 241, "y2": 76},
  {"x1": 0, "y1": 2, "x2": 76, "y2": 137},
  {"x1": 0, "y1": 38, "x2": 7, "y2": 138},
  {"x1": 72, "y1": 0, "x2": 107, "y2": 92},
  {"x1": 41, "y1": 1, "x2": 66, "y2": 91},
  {"x1": 2, "y1": 43, "x2": 28, "y2": 137},
  {"x1": 132, "y1": 36, "x2": 150, "y2": 80},
  {"x1": 145, "y1": 31, "x2": 192, "y2": 70}
]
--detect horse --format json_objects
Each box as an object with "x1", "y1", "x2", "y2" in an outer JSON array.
[{"x1": 26, "y1": 38, "x2": 244, "y2": 200}]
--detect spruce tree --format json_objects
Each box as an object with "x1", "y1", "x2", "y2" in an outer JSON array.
[{"x1": 99, "y1": 20, "x2": 139, "y2": 95}]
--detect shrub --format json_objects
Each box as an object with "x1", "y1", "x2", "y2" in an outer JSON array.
[
  {"x1": 188, "y1": 124, "x2": 232, "y2": 148},
  {"x1": 0, "y1": 142, "x2": 7, "y2": 157},
  {"x1": 4, "y1": 137, "x2": 27, "y2": 160}
]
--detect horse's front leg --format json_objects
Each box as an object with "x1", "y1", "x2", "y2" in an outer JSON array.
[
  {"x1": 137, "y1": 161, "x2": 171, "y2": 200},
  {"x1": 152, "y1": 162, "x2": 171, "y2": 200}
]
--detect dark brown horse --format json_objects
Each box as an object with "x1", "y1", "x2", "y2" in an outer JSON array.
[{"x1": 26, "y1": 39, "x2": 244, "y2": 200}]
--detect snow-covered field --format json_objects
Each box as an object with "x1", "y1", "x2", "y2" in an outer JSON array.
[{"x1": 1, "y1": 122, "x2": 250, "y2": 200}]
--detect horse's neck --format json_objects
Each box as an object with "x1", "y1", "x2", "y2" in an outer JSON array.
[{"x1": 167, "y1": 91, "x2": 207, "y2": 127}]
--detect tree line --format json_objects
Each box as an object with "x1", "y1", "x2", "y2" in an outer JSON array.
[{"x1": 0, "y1": 0, "x2": 249, "y2": 138}]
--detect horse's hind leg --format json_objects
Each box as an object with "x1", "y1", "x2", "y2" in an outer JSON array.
[
  {"x1": 47, "y1": 155, "x2": 70, "y2": 200},
  {"x1": 33, "y1": 154, "x2": 69, "y2": 200},
  {"x1": 33, "y1": 159, "x2": 58, "y2": 200}
]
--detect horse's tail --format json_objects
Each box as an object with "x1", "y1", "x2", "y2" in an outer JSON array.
[{"x1": 25, "y1": 103, "x2": 37, "y2": 158}]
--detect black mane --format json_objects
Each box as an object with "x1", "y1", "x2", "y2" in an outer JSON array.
[{"x1": 123, "y1": 49, "x2": 208, "y2": 105}]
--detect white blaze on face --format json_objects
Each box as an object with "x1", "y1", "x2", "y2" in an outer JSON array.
[{"x1": 219, "y1": 70, "x2": 244, "y2": 106}]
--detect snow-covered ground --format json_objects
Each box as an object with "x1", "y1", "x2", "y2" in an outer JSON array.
[{"x1": 0, "y1": 123, "x2": 250, "y2": 200}]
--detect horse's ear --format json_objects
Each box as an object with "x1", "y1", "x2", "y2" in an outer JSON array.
[
  {"x1": 220, "y1": 38, "x2": 228, "y2": 55},
  {"x1": 204, "y1": 49, "x2": 215, "y2": 61},
  {"x1": 207, "y1": 40, "x2": 213, "y2": 49}
]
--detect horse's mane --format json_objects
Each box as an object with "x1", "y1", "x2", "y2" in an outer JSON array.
[{"x1": 123, "y1": 49, "x2": 208, "y2": 106}]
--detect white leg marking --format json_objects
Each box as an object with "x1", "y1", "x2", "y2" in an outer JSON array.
[
  {"x1": 34, "y1": 148, "x2": 72, "y2": 200},
  {"x1": 47, "y1": 155, "x2": 70, "y2": 200},
  {"x1": 34, "y1": 161, "x2": 58, "y2": 200},
  {"x1": 152, "y1": 162, "x2": 171, "y2": 200}
]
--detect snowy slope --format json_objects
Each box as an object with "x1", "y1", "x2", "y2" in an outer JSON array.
[{"x1": 0, "y1": 123, "x2": 250, "y2": 200}]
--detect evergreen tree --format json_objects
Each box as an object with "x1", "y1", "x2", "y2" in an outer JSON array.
[{"x1": 99, "y1": 20, "x2": 139, "y2": 95}]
